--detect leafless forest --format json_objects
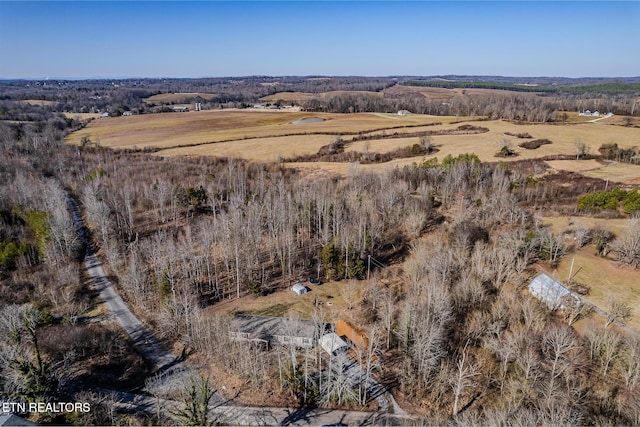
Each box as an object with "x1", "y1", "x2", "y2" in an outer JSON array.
[{"x1": 1, "y1": 78, "x2": 640, "y2": 425}]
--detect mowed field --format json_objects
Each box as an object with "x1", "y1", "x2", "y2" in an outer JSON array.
[
  {"x1": 382, "y1": 84, "x2": 543, "y2": 101},
  {"x1": 66, "y1": 109, "x2": 640, "y2": 182},
  {"x1": 542, "y1": 216, "x2": 640, "y2": 330},
  {"x1": 546, "y1": 159, "x2": 640, "y2": 184},
  {"x1": 65, "y1": 109, "x2": 447, "y2": 149},
  {"x1": 207, "y1": 279, "x2": 359, "y2": 322}
]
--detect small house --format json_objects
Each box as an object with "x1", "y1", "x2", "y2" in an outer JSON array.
[
  {"x1": 123, "y1": 111, "x2": 133, "y2": 116},
  {"x1": 100, "y1": 112, "x2": 109, "y2": 118},
  {"x1": 229, "y1": 315, "x2": 316, "y2": 348},
  {"x1": 292, "y1": 282, "x2": 307, "y2": 295},
  {"x1": 397, "y1": 109, "x2": 411, "y2": 116}
]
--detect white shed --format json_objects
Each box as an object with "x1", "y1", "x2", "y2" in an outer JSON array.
[
  {"x1": 292, "y1": 282, "x2": 307, "y2": 295},
  {"x1": 528, "y1": 273, "x2": 580, "y2": 309},
  {"x1": 320, "y1": 333, "x2": 349, "y2": 355}
]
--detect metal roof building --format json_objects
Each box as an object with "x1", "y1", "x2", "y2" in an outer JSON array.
[
  {"x1": 320, "y1": 332, "x2": 349, "y2": 355},
  {"x1": 528, "y1": 273, "x2": 579, "y2": 309}
]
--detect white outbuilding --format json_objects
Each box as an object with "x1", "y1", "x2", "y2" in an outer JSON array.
[
  {"x1": 528, "y1": 273, "x2": 580, "y2": 309},
  {"x1": 292, "y1": 282, "x2": 307, "y2": 295}
]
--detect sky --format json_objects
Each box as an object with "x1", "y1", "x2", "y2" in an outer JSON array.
[{"x1": 0, "y1": 1, "x2": 638, "y2": 79}]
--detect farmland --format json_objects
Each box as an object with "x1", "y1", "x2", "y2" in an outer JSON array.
[
  {"x1": 543, "y1": 216, "x2": 640, "y2": 329},
  {"x1": 66, "y1": 109, "x2": 640, "y2": 184},
  {"x1": 6, "y1": 74, "x2": 640, "y2": 425}
]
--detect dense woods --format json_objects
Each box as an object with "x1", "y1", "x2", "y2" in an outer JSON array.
[{"x1": 1, "y1": 78, "x2": 640, "y2": 425}]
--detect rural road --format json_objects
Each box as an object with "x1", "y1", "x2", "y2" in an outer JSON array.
[
  {"x1": 67, "y1": 195, "x2": 180, "y2": 371},
  {"x1": 66, "y1": 195, "x2": 221, "y2": 399},
  {"x1": 67, "y1": 193, "x2": 412, "y2": 422}
]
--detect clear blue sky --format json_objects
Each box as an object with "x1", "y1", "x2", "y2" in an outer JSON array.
[{"x1": 1, "y1": 1, "x2": 638, "y2": 79}]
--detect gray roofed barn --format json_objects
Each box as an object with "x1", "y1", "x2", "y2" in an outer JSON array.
[{"x1": 528, "y1": 273, "x2": 580, "y2": 309}]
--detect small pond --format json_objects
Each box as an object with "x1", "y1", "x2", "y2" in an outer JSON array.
[{"x1": 291, "y1": 117, "x2": 325, "y2": 125}]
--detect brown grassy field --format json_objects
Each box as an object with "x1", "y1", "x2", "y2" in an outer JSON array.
[
  {"x1": 382, "y1": 84, "x2": 543, "y2": 100},
  {"x1": 208, "y1": 280, "x2": 357, "y2": 322},
  {"x1": 64, "y1": 108, "x2": 640, "y2": 187},
  {"x1": 143, "y1": 92, "x2": 216, "y2": 104},
  {"x1": 159, "y1": 134, "x2": 334, "y2": 162},
  {"x1": 66, "y1": 110, "x2": 640, "y2": 182},
  {"x1": 541, "y1": 216, "x2": 640, "y2": 330},
  {"x1": 65, "y1": 110, "x2": 449, "y2": 149},
  {"x1": 546, "y1": 160, "x2": 640, "y2": 184}
]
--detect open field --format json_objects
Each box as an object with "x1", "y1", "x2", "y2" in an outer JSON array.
[
  {"x1": 65, "y1": 110, "x2": 449, "y2": 149},
  {"x1": 542, "y1": 216, "x2": 630, "y2": 238},
  {"x1": 541, "y1": 216, "x2": 640, "y2": 330},
  {"x1": 208, "y1": 280, "x2": 360, "y2": 321},
  {"x1": 548, "y1": 249, "x2": 640, "y2": 330},
  {"x1": 546, "y1": 159, "x2": 640, "y2": 184},
  {"x1": 143, "y1": 92, "x2": 216, "y2": 104},
  {"x1": 66, "y1": 110, "x2": 640, "y2": 182},
  {"x1": 383, "y1": 84, "x2": 543, "y2": 100},
  {"x1": 159, "y1": 134, "x2": 333, "y2": 162}
]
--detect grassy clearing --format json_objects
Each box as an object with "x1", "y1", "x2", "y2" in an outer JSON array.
[
  {"x1": 66, "y1": 110, "x2": 450, "y2": 150},
  {"x1": 159, "y1": 134, "x2": 333, "y2": 162},
  {"x1": 549, "y1": 248, "x2": 640, "y2": 330},
  {"x1": 542, "y1": 216, "x2": 630, "y2": 236},
  {"x1": 67, "y1": 111, "x2": 640, "y2": 183},
  {"x1": 545, "y1": 160, "x2": 640, "y2": 185},
  {"x1": 541, "y1": 216, "x2": 640, "y2": 330},
  {"x1": 209, "y1": 280, "x2": 360, "y2": 321},
  {"x1": 580, "y1": 162, "x2": 640, "y2": 184}
]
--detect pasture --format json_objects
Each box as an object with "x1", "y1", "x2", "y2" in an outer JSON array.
[
  {"x1": 65, "y1": 109, "x2": 447, "y2": 149},
  {"x1": 66, "y1": 109, "x2": 640, "y2": 184},
  {"x1": 542, "y1": 216, "x2": 640, "y2": 330},
  {"x1": 546, "y1": 160, "x2": 640, "y2": 184},
  {"x1": 209, "y1": 279, "x2": 356, "y2": 321}
]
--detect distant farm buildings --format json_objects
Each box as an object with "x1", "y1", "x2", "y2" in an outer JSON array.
[
  {"x1": 397, "y1": 109, "x2": 411, "y2": 116},
  {"x1": 528, "y1": 273, "x2": 580, "y2": 310},
  {"x1": 578, "y1": 110, "x2": 600, "y2": 117}
]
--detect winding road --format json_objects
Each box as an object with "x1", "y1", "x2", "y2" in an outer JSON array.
[{"x1": 67, "y1": 194, "x2": 414, "y2": 424}]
